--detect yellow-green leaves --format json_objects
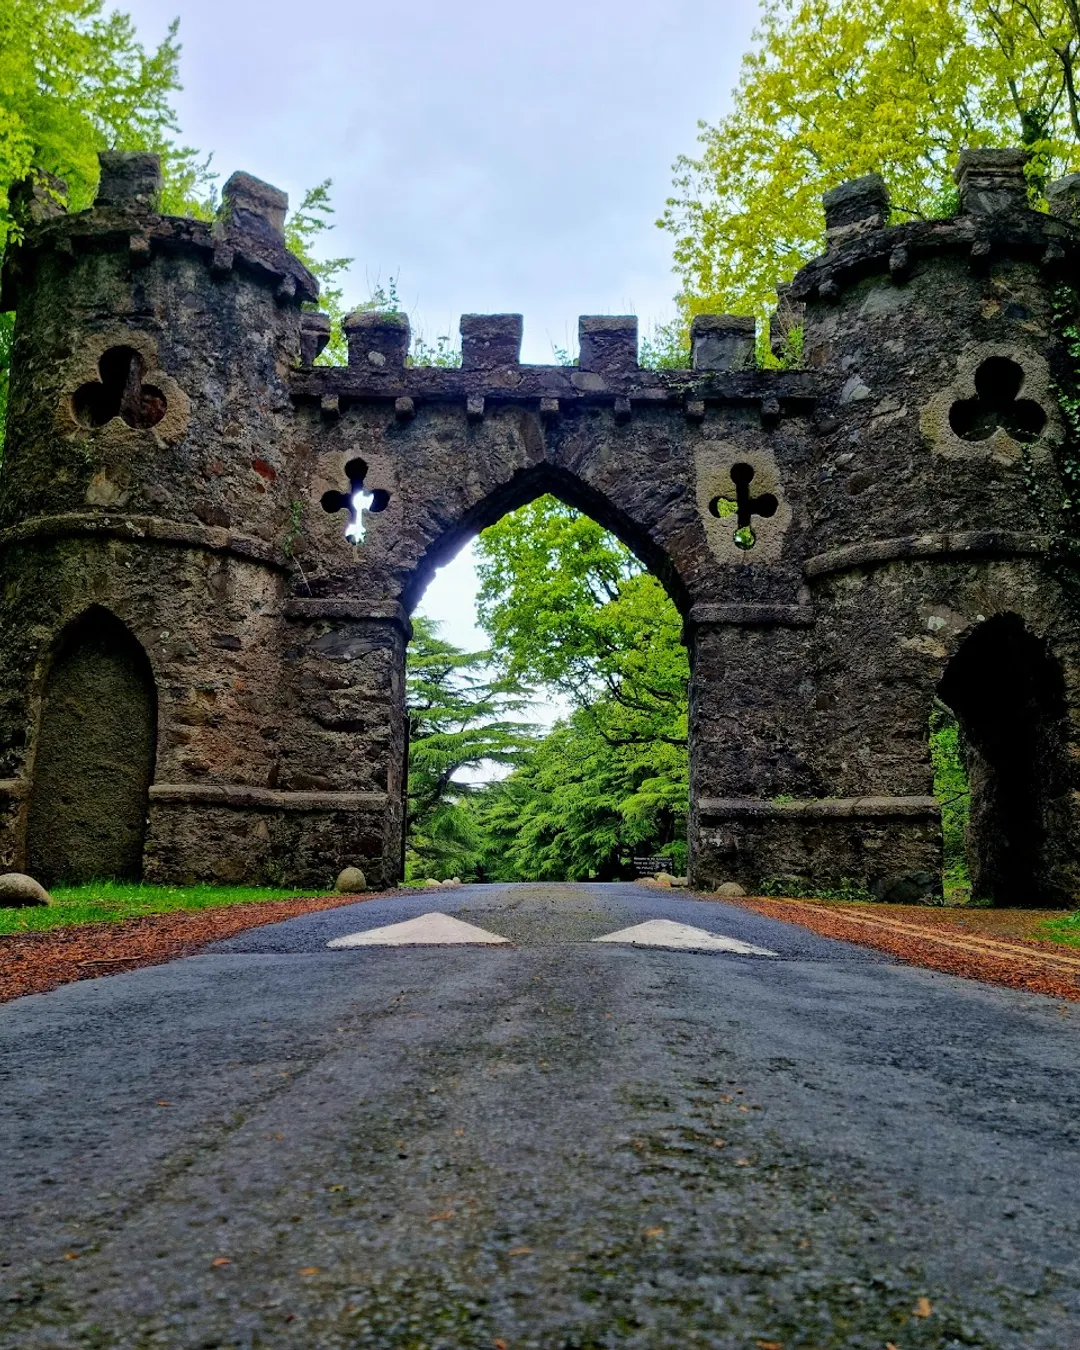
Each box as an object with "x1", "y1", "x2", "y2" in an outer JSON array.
[{"x1": 660, "y1": 0, "x2": 1080, "y2": 321}]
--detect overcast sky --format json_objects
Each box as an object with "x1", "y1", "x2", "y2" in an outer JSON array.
[{"x1": 126, "y1": 0, "x2": 758, "y2": 649}]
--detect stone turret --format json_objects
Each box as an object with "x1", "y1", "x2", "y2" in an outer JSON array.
[
  {"x1": 782, "y1": 148, "x2": 1080, "y2": 902},
  {"x1": 0, "y1": 152, "x2": 320, "y2": 884}
]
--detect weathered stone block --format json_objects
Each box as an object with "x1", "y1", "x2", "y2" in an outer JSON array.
[
  {"x1": 343, "y1": 311, "x2": 410, "y2": 369},
  {"x1": 95, "y1": 151, "x2": 162, "y2": 210},
  {"x1": 1048, "y1": 173, "x2": 1080, "y2": 227},
  {"x1": 578, "y1": 316, "x2": 638, "y2": 372},
  {"x1": 220, "y1": 170, "x2": 288, "y2": 239},
  {"x1": 822, "y1": 173, "x2": 890, "y2": 247},
  {"x1": 691, "y1": 315, "x2": 756, "y2": 371},
  {"x1": 954, "y1": 148, "x2": 1028, "y2": 215},
  {"x1": 460, "y1": 314, "x2": 523, "y2": 369}
]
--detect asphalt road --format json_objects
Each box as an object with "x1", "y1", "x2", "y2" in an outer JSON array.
[{"x1": 1, "y1": 882, "x2": 1078, "y2": 1349}]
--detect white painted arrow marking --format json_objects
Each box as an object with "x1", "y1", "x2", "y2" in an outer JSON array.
[
  {"x1": 592, "y1": 919, "x2": 776, "y2": 955},
  {"x1": 328, "y1": 911, "x2": 511, "y2": 948}
]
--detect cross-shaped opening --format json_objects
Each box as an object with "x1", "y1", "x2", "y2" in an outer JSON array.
[
  {"x1": 709, "y1": 462, "x2": 778, "y2": 550},
  {"x1": 948, "y1": 356, "x2": 1046, "y2": 443},
  {"x1": 72, "y1": 346, "x2": 167, "y2": 430},
  {"x1": 321, "y1": 457, "x2": 390, "y2": 543}
]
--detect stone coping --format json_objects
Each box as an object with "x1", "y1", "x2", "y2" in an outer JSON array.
[
  {"x1": 0, "y1": 513, "x2": 291, "y2": 571},
  {"x1": 697, "y1": 795, "x2": 940, "y2": 819},
  {"x1": 804, "y1": 531, "x2": 1051, "y2": 578},
  {"x1": 790, "y1": 208, "x2": 1078, "y2": 304},
  {"x1": 283, "y1": 598, "x2": 411, "y2": 631},
  {"x1": 289, "y1": 365, "x2": 823, "y2": 410},
  {"x1": 0, "y1": 780, "x2": 388, "y2": 812},
  {"x1": 688, "y1": 603, "x2": 814, "y2": 627},
  {"x1": 0, "y1": 208, "x2": 318, "y2": 311},
  {"x1": 148, "y1": 785, "x2": 389, "y2": 812}
]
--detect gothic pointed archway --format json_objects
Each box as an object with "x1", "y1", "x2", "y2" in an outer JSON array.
[{"x1": 937, "y1": 614, "x2": 1070, "y2": 906}]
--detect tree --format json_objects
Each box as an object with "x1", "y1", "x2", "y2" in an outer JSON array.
[
  {"x1": 0, "y1": 0, "x2": 215, "y2": 441},
  {"x1": 476, "y1": 496, "x2": 689, "y2": 732},
  {"x1": 660, "y1": 0, "x2": 1080, "y2": 321},
  {"x1": 472, "y1": 701, "x2": 689, "y2": 882},
  {"x1": 405, "y1": 616, "x2": 536, "y2": 880},
  {"x1": 471, "y1": 497, "x2": 690, "y2": 880},
  {"x1": 0, "y1": 0, "x2": 211, "y2": 244}
]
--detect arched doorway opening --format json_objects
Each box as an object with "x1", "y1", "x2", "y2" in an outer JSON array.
[
  {"x1": 26, "y1": 608, "x2": 158, "y2": 885},
  {"x1": 403, "y1": 483, "x2": 690, "y2": 885},
  {"x1": 936, "y1": 614, "x2": 1069, "y2": 907}
]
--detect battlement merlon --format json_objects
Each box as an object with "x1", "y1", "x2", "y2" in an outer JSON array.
[{"x1": 0, "y1": 153, "x2": 318, "y2": 313}]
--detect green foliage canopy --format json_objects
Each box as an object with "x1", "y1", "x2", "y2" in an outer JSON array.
[
  {"x1": 0, "y1": 0, "x2": 212, "y2": 243},
  {"x1": 467, "y1": 497, "x2": 690, "y2": 880},
  {"x1": 405, "y1": 616, "x2": 535, "y2": 881},
  {"x1": 660, "y1": 0, "x2": 1080, "y2": 319}
]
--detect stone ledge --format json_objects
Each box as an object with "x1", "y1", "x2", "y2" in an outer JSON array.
[
  {"x1": 689, "y1": 603, "x2": 814, "y2": 627},
  {"x1": 284, "y1": 598, "x2": 411, "y2": 631},
  {"x1": 0, "y1": 779, "x2": 27, "y2": 801},
  {"x1": 0, "y1": 513, "x2": 291, "y2": 570},
  {"x1": 789, "y1": 209, "x2": 1078, "y2": 305},
  {"x1": 697, "y1": 795, "x2": 940, "y2": 819},
  {"x1": 288, "y1": 365, "x2": 824, "y2": 410},
  {"x1": 148, "y1": 785, "x2": 389, "y2": 812},
  {"x1": 804, "y1": 531, "x2": 1050, "y2": 578},
  {"x1": 0, "y1": 209, "x2": 318, "y2": 312}
]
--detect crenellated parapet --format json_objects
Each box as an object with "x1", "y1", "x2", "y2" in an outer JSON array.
[
  {"x1": 290, "y1": 311, "x2": 820, "y2": 425},
  {"x1": 793, "y1": 152, "x2": 1077, "y2": 307},
  {"x1": 2, "y1": 145, "x2": 1080, "y2": 903}
]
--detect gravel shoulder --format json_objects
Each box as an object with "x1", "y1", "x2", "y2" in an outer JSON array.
[{"x1": 719, "y1": 893, "x2": 1080, "y2": 1001}]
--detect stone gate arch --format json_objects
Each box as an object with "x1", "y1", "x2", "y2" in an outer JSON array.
[
  {"x1": 395, "y1": 461, "x2": 695, "y2": 879},
  {"x1": 398, "y1": 458, "x2": 693, "y2": 620},
  {"x1": 4, "y1": 147, "x2": 1080, "y2": 899}
]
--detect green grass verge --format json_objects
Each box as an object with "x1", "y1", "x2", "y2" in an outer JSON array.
[
  {"x1": 0, "y1": 881, "x2": 324, "y2": 935},
  {"x1": 1037, "y1": 911, "x2": 1080, "y2": 949}
]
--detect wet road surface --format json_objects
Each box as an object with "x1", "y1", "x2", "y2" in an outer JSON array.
[{"x1": 1, "y1": 882, "x2": 1078, "y2": 1348}]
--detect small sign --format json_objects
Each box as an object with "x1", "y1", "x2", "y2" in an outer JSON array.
[{"x1": 633, "y1": 856, "x2": 673, "y2": 876}]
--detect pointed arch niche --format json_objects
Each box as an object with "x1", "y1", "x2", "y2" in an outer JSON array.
[{"x1": 26, "y1": 608, "x2": 158, "y2": 885}]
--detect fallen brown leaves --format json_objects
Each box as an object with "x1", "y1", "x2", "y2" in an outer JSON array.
[
  {"x1": 719, "y1": 896, "x2": 1080, "y2": 1002},
  {"x1": 0, "y1": 891, "x2": 392, "y2": 1004}
]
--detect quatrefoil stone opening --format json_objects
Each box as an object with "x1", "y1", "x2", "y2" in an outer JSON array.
[
  {"x1": 948, "y1": 356, "x2": 1046, "y2": 444},
  {"x1": 709, "y1": 461, "x2": 778, "y2": 550},
  {"x1": 321, "y1": 457, "x2": 390, "y2": 543},
  {"x1": 72, "y1": 346, "x2": 168, "y2": 430}
]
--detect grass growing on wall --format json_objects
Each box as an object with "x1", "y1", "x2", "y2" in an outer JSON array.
[{"x1": 0, "y1": 881, "x2": 317, "y2": 934}]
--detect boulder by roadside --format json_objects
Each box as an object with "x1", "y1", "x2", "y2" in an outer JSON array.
[{"x1": 0, "y1": 873, "x2": 50, "y2": 908}]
